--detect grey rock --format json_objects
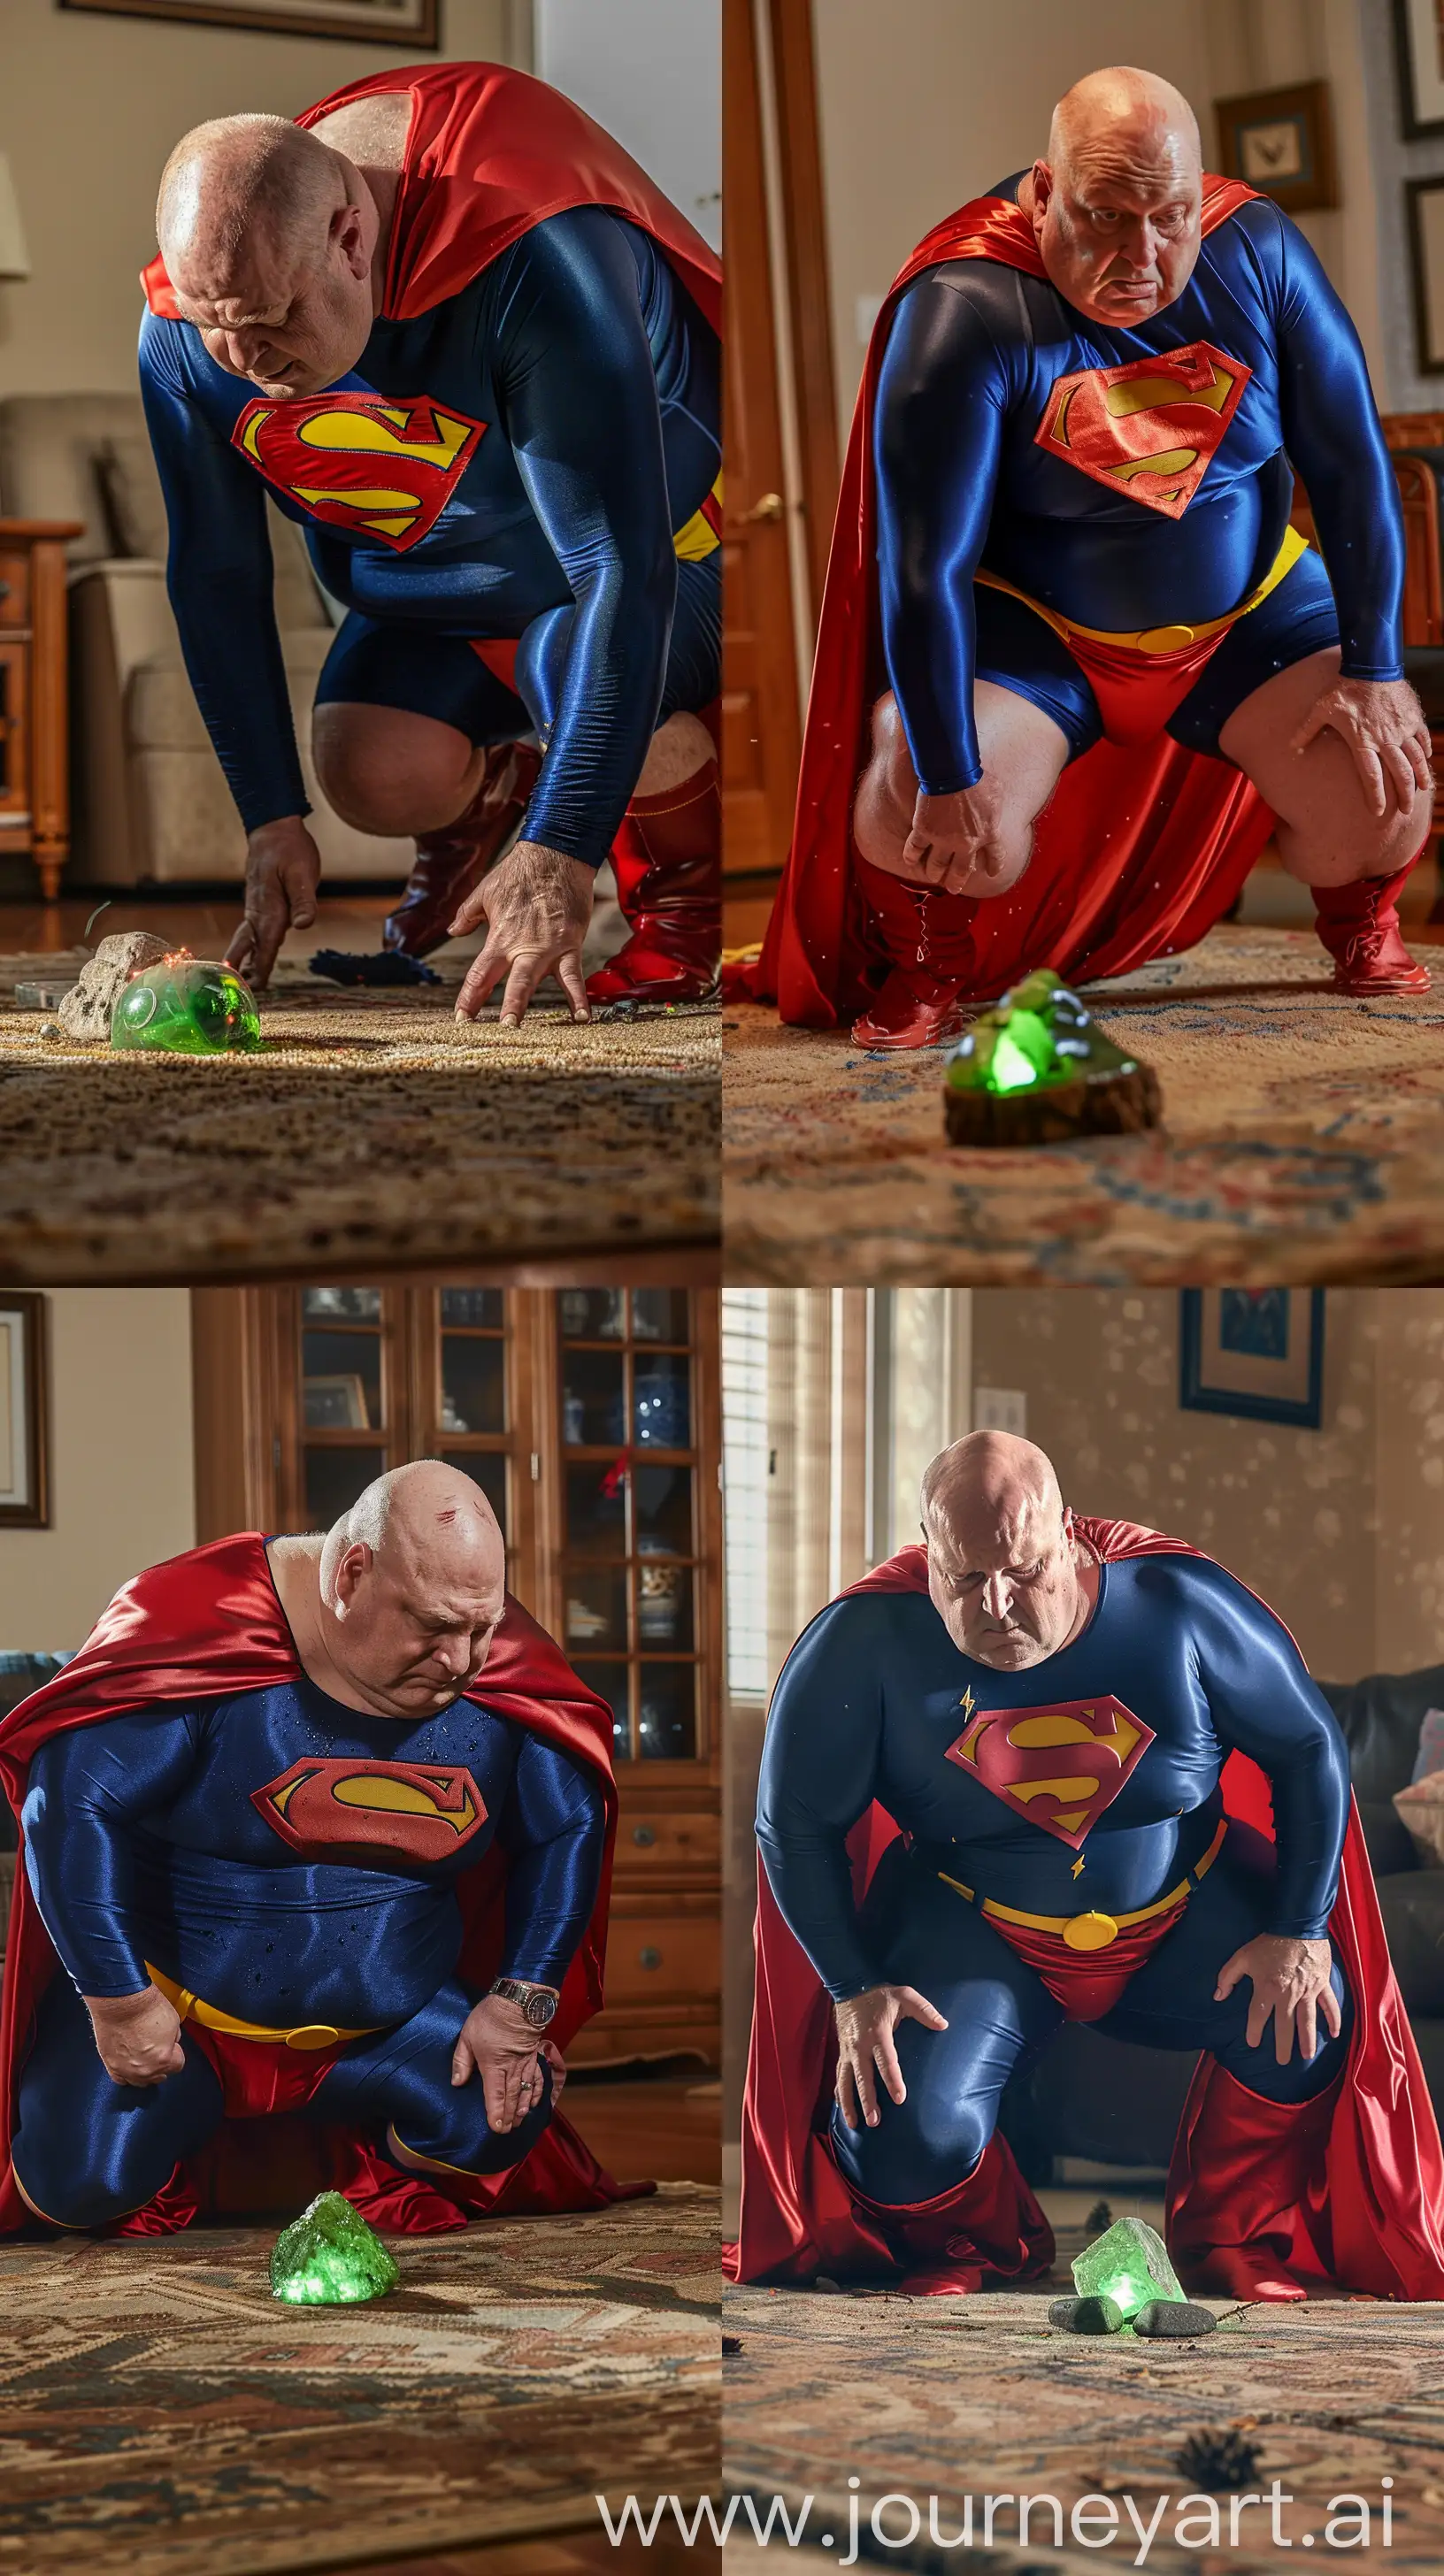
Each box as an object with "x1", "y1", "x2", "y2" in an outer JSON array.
[
  {"x1": 58, "y1": 933, "x2": 171, "y2": 1042},
  {"x1": 1133, "y1": 2298, "x2": 1217, "y2": 2340}
]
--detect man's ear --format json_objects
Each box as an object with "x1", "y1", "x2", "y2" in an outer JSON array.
[
  {"x1": 332, "y1": 1539, "x2": 372, "y2": 1610},
  {"x1": 1029, "y1": 158, "x2": 1054, "y2": 236},
  {"x1": 333, "y1": 201, "x2": 370, "y2": 280}
]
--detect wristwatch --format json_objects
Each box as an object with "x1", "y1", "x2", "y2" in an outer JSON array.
[{"x1": 490, "y1": 1976, "x2": 560, "y2": 2029}]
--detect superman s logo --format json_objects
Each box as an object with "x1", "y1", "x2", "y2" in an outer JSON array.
[
  {"x1": 1033, "y1": 341, "x2": 1251, "y2": 519},
  {"x1": 232, "y1": 392, "x2": 487, "y2": 549},
  {"x1": 252, "y1": 1756, "x2": 488, "y2": 1865},
  {"x1": 945, "y1": 1694, "x2": 1154, "y2": 1849}
]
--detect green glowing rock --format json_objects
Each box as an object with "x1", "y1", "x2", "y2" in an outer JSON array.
[
  {"x1": 110, "y1": 953, "x2": 262, "y2": 1054},
  {"x1": 269, "y1": 2190, "x2": 400, "y2": 2305},
  {"x1": 1071, "y1": 2215, "x2": 1186, "y2": 2323},
  {"x1": 942, "y1": 971, "x2": 1161, "y2": 1146}
]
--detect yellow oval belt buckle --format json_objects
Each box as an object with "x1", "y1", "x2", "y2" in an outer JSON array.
[
  {"x1": 1137, "y1": 624, "x2": 1196, "y2": 655},
  {"x1": 1063, "y1": 1911, "x2": 1119, "y2": 1952},
  {"x1": 286, "y1": 2023, "x2": 342, "y2": 2051}
]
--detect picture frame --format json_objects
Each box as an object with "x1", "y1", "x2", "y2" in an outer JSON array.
[
  {"x1": 1407, "y1": 175, "x2": 1444, "y2": 374},
  {"x1": 1213, "y1": 80, "x2": 1339, "y2": 213},
  {"x1": 303, "y1": 1373, "x2": 370, "y2": 1430},
  {"x1": 58, "y1": 0, "x2": 439, "y2": 46},
  {"x1": 1395, "y1": 0, "x2": 1444, "y2": 138},
  {"x1": 1179, "y1": 1289, "x2": 1325, "y2": 1431},
  {"x1": 0, "y1": 1295, "x2": 50, "y2": 1530}
]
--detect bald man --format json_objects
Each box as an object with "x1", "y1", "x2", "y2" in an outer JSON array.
[
  {"x1": 139, "y1": 63, "x2": 722, "y2": 1020},
  {"x1": 4, "y1": 1464, "x2": 613, "y2": 2233},
  {"x1": 749, "y1": 66, "x2": 1432, "y2": 1048},
  {"x1": 748, "y1": 1432, "x2": 1374, "y2": 2289}
]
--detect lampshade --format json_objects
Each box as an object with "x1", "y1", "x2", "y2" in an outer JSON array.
[{"x1": 0, "y1": 155, "x2": 30, "y2": 283}]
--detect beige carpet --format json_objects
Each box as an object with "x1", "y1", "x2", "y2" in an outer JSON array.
[
  {"x1": 724, "y1": 925, "x2": 1444, "y2": 1285},
  {"x1": 725, "y1": 2195, "x2": 1436, "y2": 2573},
  {"x1": 0, "y1": 952, "x2": 718, "y2": 1281},
  {"x1": 1, "y1": 2183, "x2": 718, "y2": 2576}
]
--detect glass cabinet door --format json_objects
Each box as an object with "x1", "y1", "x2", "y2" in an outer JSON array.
[
  {"x1": 295, "y1": 1287, "x2": 390, "y2": 1530},
  {"x1": 418, "y1": 1286, "x2": 528, "y2": 1595},
  {"x1": 557, "y1": 1288, "x2": 703, "y2": 1766}
]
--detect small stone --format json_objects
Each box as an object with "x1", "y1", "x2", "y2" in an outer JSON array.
[
  {"x1": 1072, "y1": 2214, "x2": 1186, "y2": 2320},
  {"x1": 1133, "y1": 2298, "x2": 1217, "y2": 2340},
  {"x1": 813, "y1": 2274, "x2": 843, "y2": 2294},
  {"x1": 58, "y1": 932, "x2": 170, "y2": 1042},
  {"x1": 36, "y1": 1021, "x2": 60, "y2": 1041},
  {"x1": 269, "y1": 2189, "x2": 400, "y2": 2305},
  {"x1": 1055, "y1": 2292, "x2": 1125, "y2": 2334}
]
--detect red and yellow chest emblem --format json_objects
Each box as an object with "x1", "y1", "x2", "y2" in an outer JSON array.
[
  {"x1": 945, "y1": 1692, "x2": 1154, "y2": 1850},
  {"x1": 1033, "y1": 341, "x2": 1251, "y2": 519},
  {"x1": 252, "y1": 1756, "x2": 488, "y2": 1864},
  {"x1": 232, "y1": 393, "x2": 487, "y2": 548}
]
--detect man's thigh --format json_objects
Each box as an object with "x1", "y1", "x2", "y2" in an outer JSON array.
[
  {"x1": 12, "y1": 1973, "x2": 223, "y2": 2227},
  {"x1": 314, "y1": 612, "x2": 533, "y2": 748},
  {"x1": 830, "y1": 1850, "x2": 1063, "y2": 2202},
  {"x1": 311, "y1": 1981, "x2": 554, "y2": 2176},
  {"x1": 1096, "y1": 1821, "x2": 1351, "y2": 2103}
]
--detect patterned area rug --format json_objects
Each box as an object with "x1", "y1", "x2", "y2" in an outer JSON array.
[
  {"x1": 724, "y1": 926, "x2": 1444, "y2": 1284},
  {"x1": 1, "y1": 2184, "x2": 718, "y2": 2576},
  {"x1": 725, "y1": 2196, "x2": 1439, "y2": 2573},
  {"x1": 0, "y1": 954, "x2": 718, "y2": 1281}
]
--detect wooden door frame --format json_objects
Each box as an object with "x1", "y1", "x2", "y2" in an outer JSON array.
[{"x1": 767, "y1": 0, "x2": 841, "y2": 625}]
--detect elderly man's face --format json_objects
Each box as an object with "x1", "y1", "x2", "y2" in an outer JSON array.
[
  {"x1": 172, "y1": 211, "x2": 373, "y2": 399},
  {"x1": 1032, "y1": 138, "x2": 1202, "y2": 326},
  {"x1": 329, "y1": 1550, "x2": 506, "y2": 1718},
  {"x1": 926, "y1": 1491, "x2": 1081, "y2": 1670}
]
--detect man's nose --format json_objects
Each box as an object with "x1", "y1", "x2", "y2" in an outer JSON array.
[
  {"x1": 430, "y1": 1634, "x2": 469, "y2": 1675},
  {"x1": 981, "y1": 1573, "x2": 1014, "y2": 1622},
  {"x1": 1116, "y1": 217, "x2": 1158, "y2": 270}
]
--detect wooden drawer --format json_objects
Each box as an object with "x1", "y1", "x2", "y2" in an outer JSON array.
[
  {"x1": 0, "y1": 641, "x2": 29, "y2": 819},
  {"x1": 0, "y1": 554, "x2": 29, "y2": 631},
  {"x1": 603, "y1": 1912, "x2": 720, "y2": 2002},
  {"x1": 615, "y1": 1808, "x2": 719, "y2": 1879}
]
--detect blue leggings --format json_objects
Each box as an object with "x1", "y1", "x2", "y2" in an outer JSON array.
[
  {"x1": 829, "y1": 1822, "x2": 1351, "y2": 2207},
  {"x1": 12, "y1": 1974, "x2": 553, "y2": 2230},
  {"x1": 314, "y1": 550, "x2": 720, "y2": 753}
]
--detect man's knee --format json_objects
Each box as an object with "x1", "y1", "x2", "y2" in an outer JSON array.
[
  {"x1": 311, "y1": 702, "x2": 482, "y2": 836},
  {"x1": 829, "y1": 2097, "x2": 992, "y2": 2206},
  {"x1": 1280, "y1": 781, "x2": 1434, "y2": 886},
  {"x1": 391, "y1": 2062, "x2": 556, "y2": 2179}
]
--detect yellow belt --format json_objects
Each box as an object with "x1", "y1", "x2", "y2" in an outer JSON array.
[
  {"x1": 145, "y1": 1963, "x2": 378, "y2": 2053},
  {"x1": 674, "y1": 471, "x2": 723, "y2": 564},
  {"x1": 975, "y1": 525, "x2": 1308, "y2": 658},
  {"x1": 937, "y1": 1815, "x2": 1228, "y2": 1953}
]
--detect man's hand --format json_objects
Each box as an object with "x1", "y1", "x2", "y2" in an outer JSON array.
[
  {"x1": 84, "y1": 1984, "x2": 185, "y2": 2088},
  {"x1": 1290, "y1": 677, "x2": 1432, "y2": 820},
  {"x1": 1215, "y1": 1933, "x2": 1342, "y2": 2065},
  {"x1": 450, "y1": 1988, "x2": 556, "y2": 2133},
  {"x1": 833, "y1": 1982, "x2": 949, "y2": 2130},
  {"x1": 225, "y1": 816, "x2": 322, "y2": 989},
  {"x1": 867, "y1": 783, "x2": 1017, "y2": 898},
  {"x1": 452, "y1": 840, "x2": 594, "y2": 1026}
]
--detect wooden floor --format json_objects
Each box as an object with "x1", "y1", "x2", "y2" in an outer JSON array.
[{"x1": 0, "y1": 886, "x2": 428, "y2": 962}]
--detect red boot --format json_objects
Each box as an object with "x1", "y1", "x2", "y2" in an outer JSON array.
[
  {"x1": 1167, "y1": 2065, "x2": 1343, "y2": 2301},
  {"x1": 850, "y1": 857, "x2": 985, "y2": 1049},
  {"x1": 846, "y1": 2135, "x2": 1055, "y2": 2295},
  {"x1": 383, "y1": 741, "x2": 542, "y2": 957},
  {"x1": 852, "y1": 965, "x2": 978, "y2": 1051},
  {"x1": 1312, "y1": 863, "x2": 1431, "y2": 994},
  {"x1": 587, "y1": 757, "x2": 720, "y2": 1006}
]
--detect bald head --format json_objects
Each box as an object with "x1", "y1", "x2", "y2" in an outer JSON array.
[
  {"x1": 922, "y1": 1432, "x2": 1089, "y2": 1669},
  {"x1": 1028, "y1": 65, "x2": 1204, "y2": 326},
  {"x1": 156, "y1": 112, "x2": 379, "y2": 397},
  {"x1": 317, "y1": 1460, "x2": 507, "y2": 1718}
]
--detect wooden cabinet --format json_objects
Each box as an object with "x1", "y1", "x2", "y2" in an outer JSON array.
[
  {"x1": 0, "y1": 519, "x2": 83, "y2": 900},
  {"x1": 190, "y1": 1284, "x2": 721, "y2": 2070}
]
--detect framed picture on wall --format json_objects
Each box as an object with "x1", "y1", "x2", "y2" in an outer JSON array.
[
  {"x1": 58, "y1": 0, "x2": 440, "y2": 45},
  {"x1": 1407, "y1": 176, "x2": 1444, "y2": 373},
  {"x1": 1395, "y1": 0, "x2": 1444, "y2": 136},
  {"x1": 1179, "y1": 1290, "x2": 1325, "y2": 1430},
  {"x1": 0, "y1": 1295, "x2": 49, "y2": 1530},
  {"x1": 1213, "y1": 81, "x2": 1339, "y2": 213}
]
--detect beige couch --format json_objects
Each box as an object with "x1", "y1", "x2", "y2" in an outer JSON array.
[{"x1": 0, "y1": 392, "x2": 412, "y2": 886}]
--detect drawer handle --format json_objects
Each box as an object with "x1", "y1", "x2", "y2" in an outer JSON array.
[
  {"x1": 639, "y1": 1944, "x2": 663, "y2": 1971},
  {"x1": 632, "y1": 1824, "x2": 657, "y2": 1847}
]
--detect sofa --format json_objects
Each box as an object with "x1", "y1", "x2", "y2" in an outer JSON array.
[
  {"x1": 0, "y1": 393, "x2": 411, "y2": 887},
  {"x1": 995, "y1": 1662, "x2": 1444, "y2": 2183}
]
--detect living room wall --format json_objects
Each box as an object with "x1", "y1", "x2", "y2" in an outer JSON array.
[
  {"x1": 971, "y1": 1288, "x2": 1444, "y2": 1686},
  {"x1": 0, "y1": 0, "x2": 519, "y2": 399},
  {"x1": 0, "y1": 1288, "x2": 195, "y2": 1649}
]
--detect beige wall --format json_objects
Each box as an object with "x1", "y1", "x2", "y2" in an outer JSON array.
[
  {"x1": 0, "y1": 0, "x2": 519, "y2": 398},
  {"x1": 0, "y1": 1290, "x2": 195, "y2": 1648},
  {"x1": 810, "y1": 0, "x2": 1386, "y2": 447},
  {"x1": 972, "y1": 1288, "x2": 1444, "y2": 1683}
]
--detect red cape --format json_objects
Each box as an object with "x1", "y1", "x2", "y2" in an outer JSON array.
[
  {"x1": 725, "y1": 1522, "x2": 1444, "y2": 2298},
  {"x1": 733, "y1": 182, "x2": 1278, "y2": 1024},
  {"x1": 142, "y1": 61, "x2": 721, "y2": 335},
  {"x1": 0, "y1": 1533, "x2": 635, "y2": 2234}
]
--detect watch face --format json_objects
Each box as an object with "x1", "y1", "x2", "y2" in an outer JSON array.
[{"x1": 524, "y1": 1989, "x2": 558, "y2": 2028}]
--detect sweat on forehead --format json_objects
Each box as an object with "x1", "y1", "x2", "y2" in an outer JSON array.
[
  {"x1": 1048, "y1": 65, "x2": 1202, "y2": 181},
  {"x1": 921, "y1": 1432, "x2": 1064, "y2": 1538},
  {"x1": 156, "y1": 112, "x2": 346, "y2": 292}
]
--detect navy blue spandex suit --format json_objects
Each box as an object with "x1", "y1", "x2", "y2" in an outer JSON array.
[
  {"x1": 756, "y1": 1552, "x2": 1352, "y2": 2209},
  {"x1": 14, "y1": 1675, "x2": 603, "y2": 2227}
]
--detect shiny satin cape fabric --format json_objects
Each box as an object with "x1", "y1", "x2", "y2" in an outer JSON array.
[
  {"x1": 142, "y1": 60, "x2": 722, "y2": 335},
  {"x1": 0, "y1": 1533, "x2": 629, "y2": 2234},
  {"x1": 730, "y1": 180, "x2": 1280, "y2": 1024},
  {"x1": 724, "y1": 1522, "x2": 1444, "y2": 2299}
]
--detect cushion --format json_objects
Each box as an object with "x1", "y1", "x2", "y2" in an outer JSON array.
[
  {"x1": 1375, "y1": 1872, "x2": 1444, "y2": 2015},
  {"x1": 1355, "y1": 1796, "x2": 1420, "y2": 1879},
  {"x1": 95, "y1": 432, "x2": 167, "y2": 561},
  {"x1": 1394, "y1": 1771, "x2": 1444, "y2": 1867}
]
